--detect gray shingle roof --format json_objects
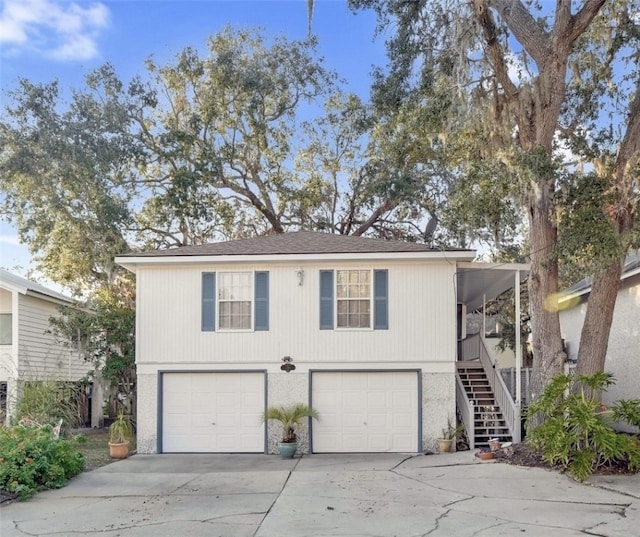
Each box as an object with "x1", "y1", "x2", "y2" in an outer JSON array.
[
  {"x1": 0, "y1": 268, "x2": 75, "y2": 303},
  {"x1": 118, "y1": 231, "x2": 472, "y2": 258}
]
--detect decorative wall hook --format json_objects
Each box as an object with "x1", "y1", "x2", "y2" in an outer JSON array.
[
  {"x1": 280, "y1": 355, "x2": 296, "y2": 372},
  {"x1": 296, "y1": 268, "x2": 304, "y2": 286}
]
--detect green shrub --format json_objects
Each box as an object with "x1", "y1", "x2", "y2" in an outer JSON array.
[
  {"x1": 525, "y1": 372, "x2": 640, "y2": 481},
  {"x1": 15, "y1": 380, "x2": 83, "y2": 430},
  {"x1": 0, "y1": 424, "x2": 85, "y2": 500}
]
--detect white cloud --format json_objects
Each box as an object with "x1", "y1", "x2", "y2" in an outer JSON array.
[
  {"x1": 0, "y1": 234, "x2": 20, "y2": 246},
  {"x1": 0, "y1": 0, "x2": 109, "y2": 61}
]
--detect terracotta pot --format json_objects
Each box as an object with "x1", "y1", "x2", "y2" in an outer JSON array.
[
  {"x1": 109, "y1": 441, "x2": 130, "y2": 459},
  {"x1": 478, "y1": 451, "x2": 495, "y2": 461},
  {"x1": 488, "y1": 439, "x2": 502, "y2": 452}
]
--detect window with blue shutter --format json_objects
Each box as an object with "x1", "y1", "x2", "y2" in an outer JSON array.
[
  {"x1": 254, "y1": 271, "x2": 269, "y2": 331},
  {"x1": 202, "y1": 272, "x2": 216, "y2": 331},
  {"x1": 203, "y1": 271, "x2": 269, "y2": 332},
  {"x1": 319, "y1": 270, "x2": 334, "y2": 329},
  {"x1": 373, "y1": 269, "x2": 389, "y2": 330},
  {"x1": 321, "y1": 269, "x2": 389, "y2": 330}
]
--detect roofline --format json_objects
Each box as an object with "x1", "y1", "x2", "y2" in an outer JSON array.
[
  {"x1": 116, "y1": 250, "x2": 476, "y2": 272},
  {"x1": 0, "y1": 278, "x2": 76, "y2": 306},
  {"x1": 457, "y1": 261, "x2": 531, "y2": 272},
  {"x1": 560, "y1": 264, "x2": 640, "y2": 303}
]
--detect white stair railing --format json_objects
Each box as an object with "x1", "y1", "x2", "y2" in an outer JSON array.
[
  {"x1": 455, "y1": 372, "x2": 475, "y2": 449},
  {"x1": 477, "y1": 335, "x2": 521, "y2": 443}
]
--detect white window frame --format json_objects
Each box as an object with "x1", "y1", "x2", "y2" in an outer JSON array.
[
  {"x1": 335, "y1": 269, "x2": 373, "y2": 330},
  {"x1": 217, "y1": 271, "x2": 254, "y2": 332}
]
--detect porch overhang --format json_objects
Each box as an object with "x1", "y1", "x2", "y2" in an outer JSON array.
[{"x1": 456, "y1": 262, "x2": 530, "y2": 310}]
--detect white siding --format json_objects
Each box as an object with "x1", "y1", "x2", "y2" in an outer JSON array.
[
  {"x1": 133, "y1": 258, "x2": 460, "y2": 453},
  {"x1": 17, "y1": 294, "x2": 91, "y2": 382},
  {"x1": 136, "y1": 261, "x2": 457, "y2": 368}
]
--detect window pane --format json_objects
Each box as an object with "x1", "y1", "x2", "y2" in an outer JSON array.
[
  {"x1": 218, "y1": 272, "x2": 252, "y2": 330},
  {"x1": 337, "y1": 284, "x2": 348, "y2": 298},
  {"x1": 334, "y1": 271, "x2": 371, "y2": 328},
  {"x1": 0, "y1": 314, "x2": 12, "y2": 345}
]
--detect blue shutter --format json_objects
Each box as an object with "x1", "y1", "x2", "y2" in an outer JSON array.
[
  {"x1": 319, "y1": 270, "x2": 334, "y2": 330},
  {"x1": 254, "y1": 271, "x2": 269, "y2": 331},
  {"x1": 374, "y1": 269, "x2": 388, "y2": 330},
  {"x1": 202, "y1": 272, "x2": 216, "y2": 331}
]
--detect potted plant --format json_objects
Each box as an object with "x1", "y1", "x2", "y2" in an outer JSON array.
[
  {"x1": 437, "y1": 418, "x2": 464, "y2": 453},
  {"x1": 263, "y1": 403, "x2": 319, "y2": 458},
  {"x1": 108, "y1": 412, "x2": 134, "y2": 459}
]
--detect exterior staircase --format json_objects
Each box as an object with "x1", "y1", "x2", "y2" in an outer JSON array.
[{"x1": 457, "y1": 362, "x2": 512, "y2": 448}]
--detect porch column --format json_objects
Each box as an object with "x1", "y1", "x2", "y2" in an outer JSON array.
[
  {"x1": 515, "y1": 270, "x2": 522, "y2": 406},
  {"x1": 514, "y1": 269, "x2": 522, "y2": 443}
]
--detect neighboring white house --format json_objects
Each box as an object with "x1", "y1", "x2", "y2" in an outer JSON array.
[
  {"x1": 0, "y1": 269, "x2": 98, "y2": 426},
  {"x1": 117, "y1": 231, "x2": 526, "y2": 454},
  {"x1": 560, "y1": 253, "x2": 640, "y2": 410}
]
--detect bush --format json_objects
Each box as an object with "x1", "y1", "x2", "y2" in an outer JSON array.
[
  {"x1": 15, "y1": 380, "x2": 85, "y2": 430},
  {"x1": 0, "y1": 424, "x2": 85, "y2": 500},
  {"x1": 525, "y1": 372, "x2": 640, "y2": 481}
]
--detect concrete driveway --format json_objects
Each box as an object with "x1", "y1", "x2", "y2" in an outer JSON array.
[{"x1": 1, "y1": 451, "x2": 639, "y2": 536}]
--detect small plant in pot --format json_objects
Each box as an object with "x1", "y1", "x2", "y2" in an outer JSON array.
[
  {"x1": 263, "y1": 403, "x2": 319, "y2": 458},
  {"x1": 108, "y1": 412, "x2": 134, "y2": 459},
  {"x1": 437, "y1": 418, "x2": 464, "y2": 453}
]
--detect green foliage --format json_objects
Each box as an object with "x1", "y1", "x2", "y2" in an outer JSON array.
[
  {"x1": 557, "y1": 172, "x2": 627, "y2": 287},
  {"x1": 525, "y1": 373, "x2": 640, "y2": 481},
  {"x1": 49, "y1": 285, "x2": 136, "y2": 415},
  {"x1": 15, "y1": 380, "x2": 83, "y2": 429},
  {"x1": 263, "y1": 404, "x2": 319, "y2": 443},
  {"x1": 440, "y1": 417, "x2": 464, "y2": 440},
  {"x1": 108, "y1": 413, "x2": 134, "y2": 444},
  {"x1": 0, "y1": 425, "x2": 85, "y2": 500}
]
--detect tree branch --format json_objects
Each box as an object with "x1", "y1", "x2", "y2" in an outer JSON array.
[
  {"x1": 567, "y1": 0, "x2": 607, "y2": 45},
  {"x1": 486, "y1": 0, "x2": 550, "y2": 64}
]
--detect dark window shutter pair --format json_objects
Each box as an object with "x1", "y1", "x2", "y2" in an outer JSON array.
[
  {"x1": 319, "y1": 270, "x2": 388, "y2": 330},
  {"x1": 202, "y1": 272, "x2": 269, "y2": 331}
]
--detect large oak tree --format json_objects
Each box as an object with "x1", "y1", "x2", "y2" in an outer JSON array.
[{"x1": 349, "y1": 0, "x2": 640, "y2": 397}]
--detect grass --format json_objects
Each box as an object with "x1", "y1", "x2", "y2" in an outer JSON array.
[{"x1": 74, "y1": 428, "x2": 117, "y2": 471}]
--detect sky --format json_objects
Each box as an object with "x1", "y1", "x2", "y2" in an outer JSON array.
[{"x1": 0, "y1": 0, "x2": 388, "y2": 287}]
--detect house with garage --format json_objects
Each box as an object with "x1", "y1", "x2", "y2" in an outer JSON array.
[
  {"x1": 560, "y1": 252, "x2": 640, "y2": 424},
  {"x1": 116, "y1": 231, "x2": 528, "y2": 454},
  {"x1": 0, "y1": 269, "x2": 100, "y2": 426}
]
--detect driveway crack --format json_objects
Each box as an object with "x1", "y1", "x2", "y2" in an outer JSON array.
[{"x1": 252, "y1": 455, "x2": 302, "y2": 536}]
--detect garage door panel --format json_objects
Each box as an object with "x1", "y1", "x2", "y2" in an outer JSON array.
[
  {"x1": 313, "y1": 371, "x2": 418, "y2": 453},
  {"x1": 162, "y1": 372, "x2": 264, "y2": 453}
]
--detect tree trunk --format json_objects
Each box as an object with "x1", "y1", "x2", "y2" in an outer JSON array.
[
  {"x1": 528, "y1": 194, "x2": 565, "y2": 409},
  {"x1": 575, "y1": 258, "x2": 623, "y2": 379}
]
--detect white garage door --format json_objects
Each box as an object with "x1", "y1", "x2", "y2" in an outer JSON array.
[
  {"x1": 311, "y1": 371, "x2": 419, "y2": 453},
  {"x1": 162, "y1": 372, "x2": 265, "y2": 453}
]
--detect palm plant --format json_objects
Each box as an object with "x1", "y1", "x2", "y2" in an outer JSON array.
[
  {"x1": 263, "y1": 403, "x2": 319, "y2": 443},
  {"x1": 109, "y1": 412, "x2": 134, "y2": 444}
]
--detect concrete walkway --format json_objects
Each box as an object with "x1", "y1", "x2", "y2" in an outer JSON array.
[{"x1": 1, "y1": 451, "x2": 639, "y2": 536}]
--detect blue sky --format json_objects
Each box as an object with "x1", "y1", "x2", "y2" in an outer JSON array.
[{"x1": 0, "y1": 0, "x2": 387, "y2": 284}]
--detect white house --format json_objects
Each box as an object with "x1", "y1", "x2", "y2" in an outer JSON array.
[
  {"x1": 0, "y1": 269, "x2": 98, "y2": 426},
  {"x1": 117, "y1": 231, "x2": 527, "y2": 454},
  {"x1": 560, "y1": 253, "x2": 640, "y2": 409}
]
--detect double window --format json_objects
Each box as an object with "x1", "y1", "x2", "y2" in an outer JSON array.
[
  {"x1": 201, "y1": 268, "x2": 388, "y2": 332},
  {"x1": 320, "y1": 269, "x2": 388, "y2": 330},
  {"x1": 202, "y1": 271, "x2": 269, "y2": 332}
]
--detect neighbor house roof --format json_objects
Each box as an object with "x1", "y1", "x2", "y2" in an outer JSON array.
[
  {"x1": 0, "y1": 268, "x2": 76, "y2": 305},
  {"x1": 116, "y1": 231, "x2": 476, "y2": 269},
  {"x1": 563, "y1": 250, "x2": 640, "y2": 300}
]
